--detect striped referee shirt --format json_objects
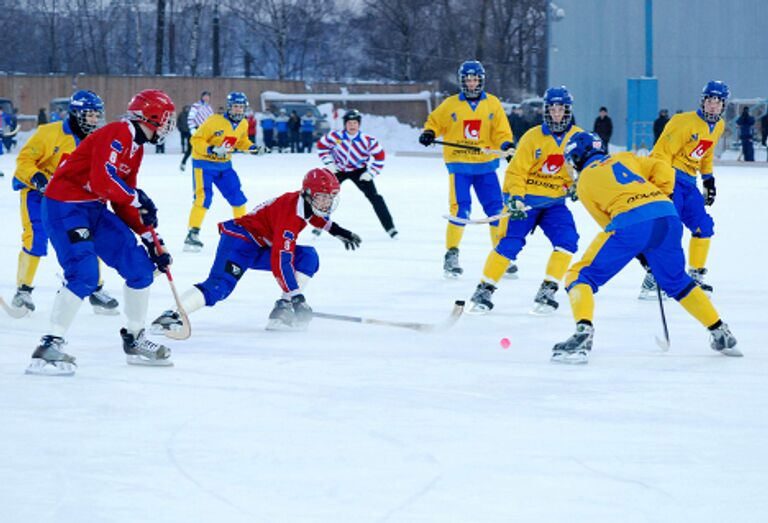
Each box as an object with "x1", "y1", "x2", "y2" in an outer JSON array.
[
  {"x1": 317, "y1": 130, "x2": 385, "y2": 175},
  {"x1": 187, "y1": 101, "x2": 214, "y2": 132}
]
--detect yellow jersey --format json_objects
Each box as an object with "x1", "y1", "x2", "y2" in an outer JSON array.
[
  {"x1": 13, "y1": 120, "x2": 79, "y2": 191},
  {"x1": 577, "y1": 151, "x2": 676, "y2": 232},
  {"x1": 650, "y1": 110, "x2": 724, "y2": 181},
  {"x1": 191, "y1": 114, "x2": 252, "y2": 165}
]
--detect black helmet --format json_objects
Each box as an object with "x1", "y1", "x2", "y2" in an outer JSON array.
[{"x1": 343, "y1": 109, "x2": 362, "y2": 124}]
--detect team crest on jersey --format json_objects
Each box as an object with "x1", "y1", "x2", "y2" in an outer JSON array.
[
  {"x1": 53, "y1": 146, "x2": 60, "y2": 154},
  {"x1": 689, "y1": 140, "x2": 713, "y2": 160},
  {"x1": 535, "y1": 148, "x2": 542, "y2": 159},
  {"x1": 463, "y1": 120, "x2": 481, "y2": 141},
  {"x1": 541, "y1": 154, "x2": 565, "y2": 175},
  {"x1": 214, "y1": 130, "x2": 224, "y2": 137}
]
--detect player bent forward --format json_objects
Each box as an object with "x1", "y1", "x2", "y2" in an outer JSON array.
[
  {"x1": 553, "y1": 132, "x2": 740, "y2": 364},
  {"x1": 151, "y1": 168, "x2": 362, "y2": 333}
]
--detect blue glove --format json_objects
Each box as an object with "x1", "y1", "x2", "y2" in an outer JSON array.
[
  {"x1": 136, "y1": 188, "x2": 158, "y2": 228},
  {"x1": 140, "y1": 232, "x2": 172, "y2": 273},
  {"x1": 505, "y1": 196, "x2": 528, "y2": 220},
  {"x1": 30, "y1": 172, "x2": 48, "y2": 192}
]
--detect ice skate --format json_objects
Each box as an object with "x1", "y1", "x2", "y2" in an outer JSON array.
[
  {"x1": 291, "y1": 295, "x2": 313, "y2": 330},
  {"x1": 25, "y1": 335, "x2": 76, "y2": 376},
  {"x1": 530, "y1": 280, "x2": 559, "y2": 315},
  {"x1": 12, "y1": 284, "x2": 35, "y2": 314},
  {"x1": 120, "y1": 328, "x2": 173, "y2": 366},
  {"x1": 638, "y1": 272, "x2": 667, "y2": 301},
  {"x1": 150, "y1": 309, "x2": 183, "y2": 335},
  {"x1": 183, "y1": 227, "x2": 203, "y2": 252},
  {"x1": 709, "y1": 322, "x2": 742, "y2": 357},
  {"x1": 266, "y1": 299, "x2": 296, "y2": 331},
  {"x1": 689, "y1": 267, "x2": 713, "y2": 296},
  {"x1": 443, "y1": 247, "x2": 463, "y2": 279},
  {"x1": 468, "y1": 282, "x2": 496, "y2": 314},
  {"x1": 551, "y1": 323, "x2": 593, "y2": 364},
  {"x1": 89, "y1": 285, "x2": 120, "y2": 315},
  {"x1": 503, "y1": 262, "x2": 519, "y2": 280}
]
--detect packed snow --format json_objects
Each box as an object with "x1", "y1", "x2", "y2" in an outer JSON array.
[{"x1": 0, "y1": 117, "x2": 766, "y2": 522}]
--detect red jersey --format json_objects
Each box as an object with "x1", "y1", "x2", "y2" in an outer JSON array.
[
  {"x1": 220, "y1": 191, "x2": 330, "y2": 293},
  {"x1": 45, "y1": 121, "x2": 148, "y2": 234}
]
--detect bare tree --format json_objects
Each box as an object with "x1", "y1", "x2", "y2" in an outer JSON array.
[
  {"x1": 188, "y1": 1, "x2": 204, "y2": 76},
  {"x1": 155, "y1": 0, "x2": 167, "y2": 74}
]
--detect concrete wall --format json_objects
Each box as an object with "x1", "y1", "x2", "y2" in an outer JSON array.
[{"x1": 549, "y1": 0, "x2": 768, "y2": 146}]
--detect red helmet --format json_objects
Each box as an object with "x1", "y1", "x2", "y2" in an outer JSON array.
[
  {"x1": 302, "y1": 168, "x2": 340, "y2": 216},
  {"x1": 127, "y1": 89, "x2": 176, "y2": 143}
]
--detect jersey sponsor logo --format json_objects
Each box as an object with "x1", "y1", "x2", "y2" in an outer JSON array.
[
  {"x1": 463, "y1": 119, "x2": 481, "y2": 140},
  {"x1": 222, "y1": 136, "x2": 237, "y2": 148},
  {"x1": 689, "y1": 140, "x2": 713, "y2": 160},
  {"x1": 541, "y1": 154, "x2": 565, "y2": 175}
]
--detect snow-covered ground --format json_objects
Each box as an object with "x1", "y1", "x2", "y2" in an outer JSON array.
[{"x1": 0, "y1": 124, "x2": 767, "y2": 522}]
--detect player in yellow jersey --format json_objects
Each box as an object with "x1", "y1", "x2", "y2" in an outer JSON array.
[
  {"x1": 551, "y1": 132, "x2": 740, "y2": 364},
  {"x1": 184, "y1": 91, "x2": 267, "y2": 252},
  {"x1": 7, "y1": 90, "x2": 120, "y2": 317},
  {"x1": 640, "y1": 80, "x2": 729, "y2": 299},
  {"x1": 468, "y1": 86, "x2": 581, "y2": 315},
  {"x1": 419, "y1": 61, "x2": 515, "y2": 279}
]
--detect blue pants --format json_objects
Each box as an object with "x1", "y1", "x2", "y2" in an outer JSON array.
[
  {"x1": 673, "y1": 174, "x2": 714, "y2": 238},
  {"x1": 20, "y1": 188, "x2": 48, "y2": 256},
  {"x1": 42, "y1": 199, "x2": 154, "y2": 298},
  {"x1": 496, "y1": 203, "x2": 579, "y2": 260},
  {"x1": 196, "y1": 227, "x2": 320, "y2": 306},
  {"x1": 568, "y1": 215, "x2": 696, "y2": 300},
  {"x1": 448, "y1": 171, "x2": 503, "y2": 226},
  {"x1": 191, "y1": 161, "x2": 247, "y2": 209}
]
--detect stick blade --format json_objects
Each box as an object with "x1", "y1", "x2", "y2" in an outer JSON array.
[
  {"x1": 163, "y1": 309, "x2": 191, "y2": 340},
  {"x1": 655, "y1": 336, "x2": 670, "y2": 351},
  {"x1": 0, "y1": 297, "x2": 30, "y2": 319}
]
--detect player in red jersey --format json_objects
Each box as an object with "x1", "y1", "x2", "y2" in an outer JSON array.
[
  {"x1": 26, "y1": 89, "x2": 177, "y2": 377},
  {"x1": 151, "y1": 167, "x2": 362, "y2": 333}
]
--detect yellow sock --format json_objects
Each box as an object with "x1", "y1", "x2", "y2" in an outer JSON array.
[
  {"x1": 446, "y1": 223, "x2": 465, "y2": 250},
  {"x1": 489, "y1": 225, "x2": 499, "y2": 246},
  {"x1": 689, "y1": 237, "x2": 711, "y2": 269},
  {"x1": 568, "y1": 283, "x2": 594, "y2": 323},
  {"x1": 482, "y1": 250, "x2": 510, "y2": 284},
  {"x1": 17, "y1": 251, "x2": 40, "y2": 287},
  {"x1": 678, "y1": 286, "x2": 720, "y2": 327},
  {"x1": 490, "y1": 216, "x2": 509, "y2": 247},
  {"x1": 545, "y1": 249, "x2": 574, "y2": 282},
  {"x1": 232, "y1": 205, "x2": 247, "y2": 218},
  {"x1": 188, "y1": 205, "x2": 208, "y2": 229}
]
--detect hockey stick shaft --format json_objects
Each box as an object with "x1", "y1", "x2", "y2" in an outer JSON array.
[
  {"x1": 443, "y1": 196, "x2": 569, "y2": 224},
  {"x1": 655, "y1": 276, "x2": 670, "y2": 350},
  {"x1": 432, "y1": 139, "x2": 510, "y2": 158},
  {"x1": 313, "y1": 300, "x2": 464, "y2": 333},
  {"x1": 149, "y1": 228, "x2": 191, "y2": 340}
]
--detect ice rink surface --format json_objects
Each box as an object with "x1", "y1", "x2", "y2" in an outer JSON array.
[{"x1": 0, "y1": 142, "x2": 766, "y2": 522}]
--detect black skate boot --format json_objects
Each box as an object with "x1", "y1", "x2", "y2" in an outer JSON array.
[
  {"x1": 443, "y1": 247, "x2": 463, "y2": 279},
  {"x1": 688, "y1": 267, "x2": 713, "y2": 296},
  {"x1": 709, "y1": 321, "x2": 742, "y2": 357},
  {"x1": 503, "y1": 262, "x2": 519, "y2": 280},
  {"x1": 291, "y1": 294, "x2": 313, "y2": 329},
  {"x1": 12, "y1": 284, "x2": 35, "y2": 313},
  {"x1": 551, "y1": 322, "x2": 594, "y2": 364},
  {"x1": 638, "y1": 271, "x2": 668, "y2": 301},
  {"x1": 266, "y1": 299, "x2": 296, "y2": 331},
  {"x1": 89, "y1": 285, "x2": 120, "y2": 316},
  {"x1": 183, "y1": 227, "x2": 204, "y2": 252},
  {"x1": 120, "y1": 328, "x2": 173, "y2": 366},
  {"x1": 468, "y1": 282, "x2": 497, "y2": 314},
  {"x1": 530, "y1": 280, "x2": 559, "y2": 315},
  {"x1": 150, "y1": 310, "x2": 183, "y2": 335},
  {"x1": 25, "y1": 335, "x2": 77, "y2": 376}
]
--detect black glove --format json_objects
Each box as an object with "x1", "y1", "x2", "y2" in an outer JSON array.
[
  {"x1": 136, "y1": 188, "x2": 158, "y2": 228},
  {"x1": 30, "y1": 172, "x2": 48, "y2": 193},
  {"x1": 141, "y1": 232, "x2": 172, "y2": 273},
  {"x1": 419, "y1": 130, "x2": 435, "y2": 147},
  {"x1": 702, "y1": 177, "x2": 716, "y2": 206},
  {"x1": 329, "y1": 223, "x2": 361, "y2": 250}
]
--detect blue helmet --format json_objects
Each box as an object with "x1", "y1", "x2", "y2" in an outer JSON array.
[
  {"x1": 69, "y1": 90, "x2": 104, "y2": 136},
  {"x1": 458, "y1": 60, "x2": 485, "y2": 99},
  {"x1": 564, "y1": 132, "x2": 606, "y2": 172},
  {"x1": 700, "y1": 80, "x2": 729, "y2": 123},
  {"x1": 226, "y1": 91, "x2": 249, "y2": 122},
  {"x1": 543, "y1": 86, "x2": 574, "y2": 133}
]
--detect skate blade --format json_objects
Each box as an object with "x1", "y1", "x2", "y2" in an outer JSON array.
[
  {"x1": 265, "y1": 320, "x2": 303, "y2": 332},
  {"x1": 717, "y1": 347, "x2": 743, "y2": 357},
  {"x1": 466, "y1": 304, "x2": 491, "y2": 315},
  {"x1": 25, "y1": 358, "x2": 76, "y2": 376},
  {"x1": 126, "y1": 354, "x2": 174, "y2": 366},
  {"x1": 92, "y1": 305, "x2": 120, "y2": 316},
  {"x1": 638, "y1": 291, "x2": 667, "y2": 301},
  {"x1": 529, "y1": 304, "x2": 557, "y2": 316},
  {"x1": 502, "y1": 272, "x2": 519, "y2": 280},
  {"x1": 551, "y1": 352, "x2": 588, "y2": 365},
  {"x1": 183, "y1": 244, "x2": 203, "y2": 253},
  {"x1": 442, "y1": 271, "x2": 462, "y2": 280}
]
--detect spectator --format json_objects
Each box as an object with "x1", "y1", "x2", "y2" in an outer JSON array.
[
  {"x1": 300, "y1": 110, "x2": 316, "y2": 153},
  {"x1": 508, "y1": 106, "x2": 528, "y2": 147},
  {"x1": 37, "y1": 108, "x2": 48, "y2": 125},
  {"x1": 760, "y1": 110, "x2": 768, "y2": 161},
  {"x1": 288, "y1": 110, "x2": 301, "y2": 152},
  {"x1": 261, "y1": 111, "x2": 275, "y2": 149},
  {"x1": 0, "y1": 107, "x2": 4, "y2": 154},
  {"x1": 182, "y1": 91, "x2": 214, "y2": 172},
  {"x1": 4, "y1": 108, "x2": 19, "y2": 152},
  {"x1": 653, "y1": 109, "x2": 669, "y2": 145},
  {"x1": 246, "y1": 111, "x2": 257, "y2": 144},
  {"x1": 177, "y1": 105, "x2": 191, "y2": 162},
  {"x1": 736, "y1": 106, "x2": 755, "y2": 162},
  {"x1": 592, "y1": 106, "x2": 613, "y2": 147},
  {"x1": 275, "y1": 108, "x2": 289, "y2": 152}
]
